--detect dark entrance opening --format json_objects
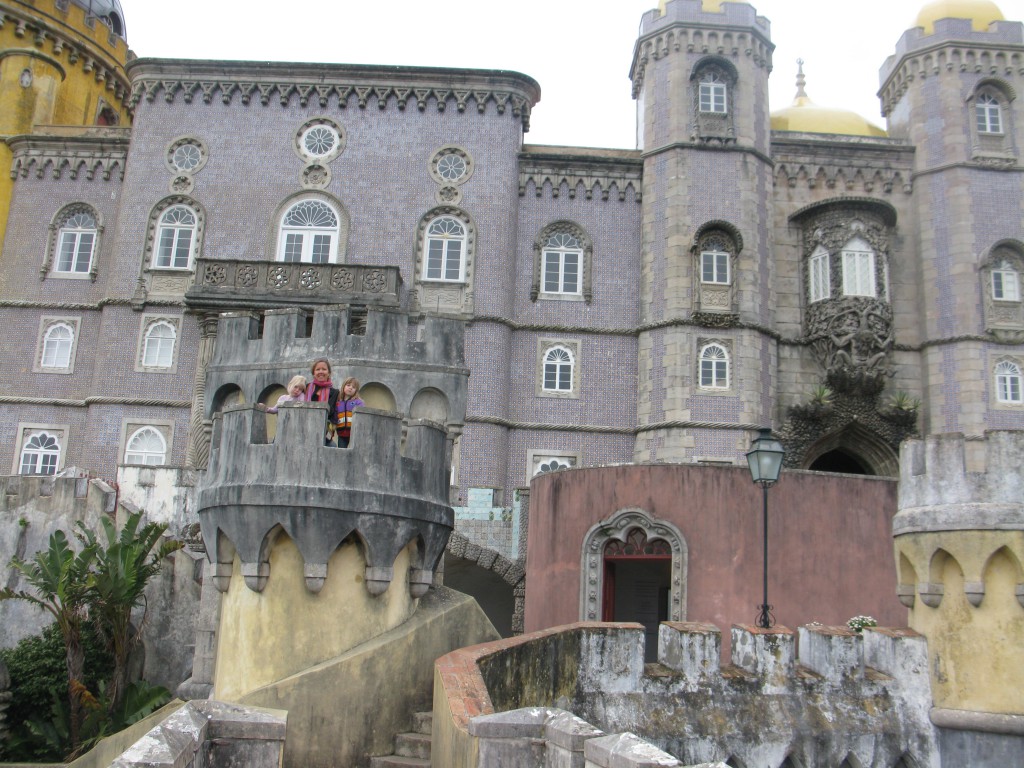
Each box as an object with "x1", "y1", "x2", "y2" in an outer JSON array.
[
  {"x1": 602, "y1": 529, "x2": 671, "y2": 661},
  {"x1": 808, "y1": 448, "x2": 872, "y2": 475},
  {"x1": 443, "y1": 553, "x2": 514, "y2": 638}
]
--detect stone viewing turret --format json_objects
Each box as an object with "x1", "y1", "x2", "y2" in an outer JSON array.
[{"x1": 895, "y1": 431, "x2": 1024, "y2": 764}]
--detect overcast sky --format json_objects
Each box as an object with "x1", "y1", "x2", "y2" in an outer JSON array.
[{"x1": 120, "y1": 0, "x2": 1024, "y2": 148}]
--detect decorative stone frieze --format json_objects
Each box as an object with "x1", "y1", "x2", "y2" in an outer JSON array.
[
  {"x1": 7, "y1": 128, "x2": 129, "y2": 181},
  {"x1": 518, "y1": 147, "x2": 642, "y2": 202}
]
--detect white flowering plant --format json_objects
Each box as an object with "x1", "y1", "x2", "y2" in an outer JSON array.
[{"x1": 847, "y1": 615, "x2": 878, "y2": 633}]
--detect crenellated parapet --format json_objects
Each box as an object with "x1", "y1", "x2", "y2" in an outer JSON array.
[
  {"x1": 197, "y1": 403, "x2": 453, "y2": 597},
  {"x1": 0, "y1": 471, "x2": 116, "y2": 515},
  {"x1": 204, "y1": 305, "x2": 468, "y2": 430}
]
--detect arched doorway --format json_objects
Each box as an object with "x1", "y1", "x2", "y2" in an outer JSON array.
[{"x1": 602, "y1": 529, "x2": 672, "y2": 661}]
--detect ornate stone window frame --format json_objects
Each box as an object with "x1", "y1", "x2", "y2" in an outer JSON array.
[
  {"x1": 526, "y1": 448, "x2": 581, "y2": 485},
  {"x1": 993, "y1": 356, "x2": 1024, "y2": 406},
  {"x1": 165, "y1": 136, "x2": 209, "y2": 175},
  {"x1": 144, "y1": 196, "x2": 206, "y2": 273},
  {"x1": 294, "y1": 117, "x2": 346, "y2": 164},
  {"x1": 692, "y1": 221, "x2": 741, "y2": 315},
  {"x1": 413, "y1": 206, "x2": 476, "y2": 316},
  {"x1": 267, "y1": 191, "x2": 350, "y2": 266},
  {"x1": 537, "y1": 338, "x2": 580, "y2": 399},
  {"x1": 135, "y1": 313, "x2": 182, "y2": 374},
  {"x1": 13, "y1": 422, "x2": 68, "y2": 476},
  {"x1": 579, "y1": 507, "x2": 687, "y2": 623},
  {"x1": 697, "y1": 338, "x2": 733, "y2": 391},
  {"x1": 531, "y1": 220, "x2": 592, "y2": 303},
  {"x1": 690, "y1": 57, "x2": 738, "y2": 143},
  {"x1": 981, "y1": 241, "x2": 1024, "y2": 338},
  {"x1": 968, "y1": 79, "x2": 1016, "y2": 163},
  {"x1": 43, "y1": 203, "x2": 102, "y2": 282},
  {"x1": 34, "y1": 316, "x2": 80, "y2": 374},
  {"x1": 429, "y1": 145, "x2": 474, "y2": 186},
  {"x1": 275, "y1": 198, "x2": 343, "y2": 264},
  {"x1": 120, "y1": 420, "x2": 174, "y2": 467}
]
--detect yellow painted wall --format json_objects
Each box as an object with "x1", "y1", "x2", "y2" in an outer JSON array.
[
  {"x1": 896, "y1": 530, "x2": 1024, "y2": 715},
  {"x1": 213, "y1": 535, "x2": 419, "y2": 701}
]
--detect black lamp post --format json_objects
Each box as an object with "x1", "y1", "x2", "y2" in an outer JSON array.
[{"x1": 745, "y1": 427, "x2": 785, "y2": 629}]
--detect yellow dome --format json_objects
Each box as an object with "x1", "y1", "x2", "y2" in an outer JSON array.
[
  {"x1": 658, "y1": 0, "x2": 739, "y2": 14},
  {"x1": 770, "y1": 63, "x2": 887, "y2": 138},
  {"x1": 914, "y1": 0, "x2": 1004, "y2": 33}
]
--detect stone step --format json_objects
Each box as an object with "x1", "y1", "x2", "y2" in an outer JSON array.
[
  {"x1": 395, "y1": 731, "x2": 431, "y2": 759},
  {"x1": 369, "y1": 756, "x2": 430, "y2": 768},
  {"x1": 413, "y1": 710, "x2": 433, "y2": 735}
]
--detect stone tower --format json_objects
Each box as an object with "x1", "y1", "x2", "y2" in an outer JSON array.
[
  {"x1": 895, "y1": 431, "x2": 1024, "y2": 764},
  {"x1": 630, "y1": 0, "x2": 775, "y2": 462},
  {"x1": 880, "y1": 4, "x2": 1024, "y2": 437}
]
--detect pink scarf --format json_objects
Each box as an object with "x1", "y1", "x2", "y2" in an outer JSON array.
[{"x1": 307, "y1": 380, "x2": 334, "y2": 402}]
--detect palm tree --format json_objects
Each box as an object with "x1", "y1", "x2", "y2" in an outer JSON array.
[
  {"x1": 0, "y1": 530, "x2": 97, "y2": 750},
  {"x1": 76, "y1": 512, "x2": 181, "y2": 714}
]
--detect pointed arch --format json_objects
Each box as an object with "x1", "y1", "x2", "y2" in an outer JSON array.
[{"x1": 802, "y1": 421, "x2": 900, "y2": 477}]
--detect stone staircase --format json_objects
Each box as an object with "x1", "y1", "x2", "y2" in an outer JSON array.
[{"x1": 370, "y1": 711, "x2": 433, "y2": 767}]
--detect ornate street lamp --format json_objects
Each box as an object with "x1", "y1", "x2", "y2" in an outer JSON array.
[{"x1": 745, "y1": 427, "x2": 785, "y2": 629}]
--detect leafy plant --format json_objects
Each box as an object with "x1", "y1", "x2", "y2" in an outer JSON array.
[
  {"x1": 808, "y1": 384, "x2": 835, "y2": 406},
  {"x1": 847, "y1": 614, "x2": 878, "y2": 633},
  {"x1": 888, "y1": 391, "x2": 921, "y2": 412}
]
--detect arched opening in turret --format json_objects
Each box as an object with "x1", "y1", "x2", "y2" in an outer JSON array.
[
  {"x1": 360, "y1": 382, "x2": 396, "y2": 412},
  {"x1": 260, "y1": 383, "x2": 287, "y2": 440},
  {"x1": 802, "y1": 422, "x2": 899, "y2": 477},
  {"x1": 442, "y1": 553, "x2": 515, "y2": 637},
  {"x1": 104, "y1": 12, "x2": 124, "y2": 37},
  {"x1": 410, "y1": 387, "x2": 449, "y2": 424},
  {"x1": 210, "y1": 384, "x2": 245, "y2": 416},
  {"x1": 808, "y1": 448, "x2": 870, "y2": 475}
]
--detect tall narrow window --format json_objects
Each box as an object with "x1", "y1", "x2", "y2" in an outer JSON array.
[
  {"x1": 154, "y1": 206, "x2": 198, "y2": 269},
  {"x1": 992, "y1": 263, "x2": 1020, "y2": 301},
  {"x1": 41, "y1": 323, "x2": 74, "y2": 369},
  {"x1": 20, "y1": 431, "x2": 60, "y2": 475},
  {"x1": 423, "y1": 216, "x2": 466, "y2": 281},
  {"x1": 124, "y1": 427, "x2": 167, "y2": 465},
  {"x1": 55, "y1": 211, "x2": 97, "y2": 274},
  {"x1": 699, "y1": 72, "x2": 727, "y2": 113},
  {"x1": 701, "y1": 248, "x2": 730, "y2": 284},
  {"x1": 543, "y1": 233, "x2": 582, "y2": 295},
  {"x1": 142, "y1": 321, "x2": 176, "y2": 368},
  {"x1": 809, "y1": 245, "x2": 831, "y2": 302},
  {"x1": 277, "y1": 200, "x2": 339, "y2": 263},
  {"x1": 996, "y1": 360, "x2": 1023, "y2": 403},
  {"x1": 977, "y1": 93, "x2": 1003, "y2": 134},
  {"x1": 699, "y1": 343, "x2": 729, "y2": 389},
  {"x1": 841, "y1": 238, "x2": 877, "y2": 297},
  {"x1": 543, "y1": 346, "x2": 574, "y2": 392}
]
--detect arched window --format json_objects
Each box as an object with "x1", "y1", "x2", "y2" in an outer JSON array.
[
  {"x1": 543, "y1": 346, "x2": 574, "y2": 392},
  {"x1": 277, "y1": 200, "x2": 340, "y2": 263},
  {"x1": 55, "y1": 211, "x2": 97, "y2": 274},
  {"x1": 699, "y1": 71, "x2": 727, "y2": 113},
  {"x1": 995, "y1": 360, "x2": 1023, "y2": 403},
  {"x1": 154, "y1": 205, "x2": 198, "y2": 269},
  {"x1": 20, "y1": 431, "x2": 60, "y2": 475},
  {"x1": 142, "y1": 321, "x2": 176, "y2": 368},
  {"x1": 41, "y1": 323, "x2": 74, "y2": 369},
  {"x1": 124, "y1": 427, "x2": 167, "y2": 466},
  {"x1": 809, "y1": 244, "x2": 831, "y2": 302},
  {"x1": 700, "y1": 243, "x2": 730, "y2": 285},
  {"x1": 976, "y1": 93, "x2": 1003, "y2": 134},
  {"x1": 841, "y1": 236, "x2": 877, "y2": 297},
  {"x1": 543, "y1": 232, "x2": 582, "y2": 295},
  {"x1": 699, "y1": 343, "x2": 729, "y2": 389},
  {"x1": 423, "y1": 216, "x2": 466, "y2": 281},
  {"x1": 992, "y1": 261, "x2": 1020, "y2": 301}
]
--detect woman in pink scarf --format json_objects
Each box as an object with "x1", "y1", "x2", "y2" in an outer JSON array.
[{"x1": 305, "y1": 358, "x2": 340, "y2": 446}]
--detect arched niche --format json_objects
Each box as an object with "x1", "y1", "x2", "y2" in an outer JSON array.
[
  {"x1": 409, "y1": 387, "x2": 450, "y2": 424},
  {"x1": 361, "y1": 382, "x2": 397, "y2": 412}
]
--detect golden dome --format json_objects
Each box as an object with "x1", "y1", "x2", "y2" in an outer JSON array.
[
  {"x1": 770, "y1": 62, "x2": 887, "y2": 137},
  {"x1": 657, "y1": 0, "x2": 740, "y2": 14},
  {"x1": 914, "y1": 0, "x2": 1004, "y2": 33}
]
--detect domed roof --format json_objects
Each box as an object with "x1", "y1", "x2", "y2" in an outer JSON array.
[
  {"x1": 914, "y1": 0, "x2": 1004, "y2": 33},
  {"x1": 657, "y1": 0, "x2": 741, "y2": 14},
  {"x1": 71, "y1": 0, "x2": 126, "y2": 38},
  {"x1": 770, "y1": 62, "x2": 887, "y2": 138}
]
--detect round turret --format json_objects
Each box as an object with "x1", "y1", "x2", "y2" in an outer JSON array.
[{"x1": 70, "y1": 0, "x2": 127, "y2": 38}]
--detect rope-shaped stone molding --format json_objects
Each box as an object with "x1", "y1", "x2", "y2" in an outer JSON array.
[
  {"x1": 0, "y1": 396, "x2": 191, "y2": 408},
  {"x1": 466, "y1": 415, "x2": 761, "y2": 435},
  {"x1": 0, "y1": 298, "x2": 182, "y2": 310}
]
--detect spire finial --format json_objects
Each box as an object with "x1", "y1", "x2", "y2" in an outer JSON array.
[{"x1": 795, "y1": 59, "x2": 807, "y2": 99}]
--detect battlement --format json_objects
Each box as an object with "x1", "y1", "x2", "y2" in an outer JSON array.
[
  {"x1": 204, "y1": 306, "x2": 468, "y2": 427},
  {"x1": 896, "y1": 431, "x2": 1024, "y2": 535},
  {"x1": 638, "y1": 0, "x2": 769, "y2": 37},
  {"x1": 0, "y1": 472, "x2": 116, "y2": 516},
  {"x1": 197, "y1": 403, "x2": 453, "y2": 596}
]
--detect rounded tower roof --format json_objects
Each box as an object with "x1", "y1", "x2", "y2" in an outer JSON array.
[
  {"x1": 71, "y1": 0, "x2": 127, "y2": 39},
  {"x1": 770, "y1": 61, "x2": 887, "y2": 137},
  {"x1": 914, "y1": 0, "x2": 1004, "y2": 33},
  {"x1": 657, "y1": 0, "x2": 742, "y2": 14}
]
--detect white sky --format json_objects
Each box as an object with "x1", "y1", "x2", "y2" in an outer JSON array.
[{"x1": 120, "y1": 0, "x2": 1024, "y2": 149}]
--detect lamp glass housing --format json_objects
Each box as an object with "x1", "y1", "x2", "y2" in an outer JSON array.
[{"x1": 746, "y1": 428, "x2": 784, "y2": 485}]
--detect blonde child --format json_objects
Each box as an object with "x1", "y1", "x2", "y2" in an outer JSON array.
[
  {"x1": 267, "y1": 375, "x2": 307, "y2": 413},
  {"x1": 336, "y1": 376, "x2": 364, "y2": 448}
]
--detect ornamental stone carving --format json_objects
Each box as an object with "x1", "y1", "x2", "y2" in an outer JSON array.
[
  {"x1": 807, "y1": 297, "x2": 894, "y2": 381},
  {"x1": 269, "y1": 267, "x2": 289, "y2": 288},
  {"x1": 237, "y1": 266, "x2": 259, "y2": 287},
  {"x1": 203, "y1": 263, "x2": 226, "y2": 285},
  {"x1": 300, "y1": 268, "x2": 322, "y2": 290},
  {"x1": 332, "y1": 269, "x2": 354, "y2": 291},
  {"x1": 363, "y1": 270, "x2": 386, "y2": 292}
]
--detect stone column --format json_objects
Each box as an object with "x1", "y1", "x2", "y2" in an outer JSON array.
[{"x1": 185, "y1": 313, "x2": 219, "y2": 469}]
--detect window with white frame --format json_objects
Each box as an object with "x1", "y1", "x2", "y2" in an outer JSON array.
[
  {"x1": 54, "y1": 211, "x2": 97, "y2": 275},
  {"x1": 976, "y1": 93, "x2": 1003, "y2": 134},
  {"x1": 543, "y1": 345, "x2": 574, "y2": 393},
  {"x1": 699, "y1": 343, "x2": 730, "y2": 389},
  {"x1": 142, "y1": 321, "x2": 176, "y2": 368},
  {"x1": 992, "y1": 262, "x2": 1020, "y2": 301},
  {"x1": 699, "y1": 72, "x2": 727, "y2": 113},
  {"x1": 277, "y1": 200, "x2": 340, "y2": 264},
  {"x1": 154, "y1": 205, "x2": 198, "y2": 269},
  {"x1": 701, "y1": 248, "x2": 730, "y2": 284},
  {"x1": 19, "y1": 430, "x2": 61, "y2": 475},
  {"x1": 41, "y1": 322, "x2": 75, "y2": 369},
  {"x1": 841, "y1": 238, "x2": 877, "y2": 297},
  {"x1": 423, "y1": 216, "x2": 466, "y2": 281},
  {"x1": 124, "y1": 426, "x2": 167, "y2": 465},
  {"x1": 526, "y1": 449, "x2": 580, "y2": 483},
  {"x1": 996, "y1": 360, "x2": 1023, "y2": 403},
  {"x1": 809, "y1": 245, "x2": 831, "y2": 302},
  {"x1": 543, "y1": 233, "x2": 582, "y2": 295}
]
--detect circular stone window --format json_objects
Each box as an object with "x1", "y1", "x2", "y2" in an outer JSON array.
[
  {"x1": 165, "y1": 137, "x2": 208, "y2": 174},
  {"x1": 429, "y1": 146, "x2": 473, "y2": 185},
  {"x1": 295, "y1": 118, "x2": 345, "y2": 163}
]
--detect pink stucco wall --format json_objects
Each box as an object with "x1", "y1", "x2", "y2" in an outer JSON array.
[{"x1": 524, "y1": 464, "x2": 904, "y2": 636}]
